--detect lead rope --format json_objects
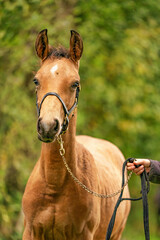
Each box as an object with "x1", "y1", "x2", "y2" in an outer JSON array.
[
  {"x1": 57, "y1": 135, "x2": 132, "y2": 198},
  {"x1": 106, "y1": 158, "x2": 150, "y2": 240}
]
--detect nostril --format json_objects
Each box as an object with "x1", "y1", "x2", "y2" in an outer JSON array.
[
  {"x1": 37, "y1": 118, "x2": 42, "y2": 133},
  {"x1": 53, "y1": 119, "x2": 59, "y2": 132}
]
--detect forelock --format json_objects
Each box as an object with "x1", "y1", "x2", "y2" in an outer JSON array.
[{"x1": 48, "y1": 46, "x2": 70, "y2": 59}]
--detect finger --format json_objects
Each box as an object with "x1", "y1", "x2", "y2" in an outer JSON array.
[
  {"x1": 127, "y1": 165, "x2": 135, "y2": 171},
  {"x1": 135, "y1": 168, "x2": 145, "y2": 175},
  {"x1": 127, "y1": 163, "x2": 135, "y2": 168},
  {"x1": 133, "y1": 165, "x2": 144, "y2": 174},
  {"x1": 127, "y1": 162, "x2": 135, "y2": 168},
  {"x1": 134, "y1": 165, "x2": 144, "y2": 172},
  {"x1": 127, "y1": 162, "x2": 134, "y2": 166}
]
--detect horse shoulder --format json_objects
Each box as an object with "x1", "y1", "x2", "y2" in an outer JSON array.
[
  {"x1": 76, "y1": 135, "x2": 127, "y2": 195},
  {"x1": 76, "y1": 135, "x2": 125, "y2": 168}
]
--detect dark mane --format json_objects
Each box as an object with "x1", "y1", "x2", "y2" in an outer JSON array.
[{"x1": 48, "y1": 46, "x2": 70, "y2": 59}]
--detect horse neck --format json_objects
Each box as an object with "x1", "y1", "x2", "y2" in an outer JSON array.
[{"x1": 39, "y1": 111, "x2": 77, "y2": 190}]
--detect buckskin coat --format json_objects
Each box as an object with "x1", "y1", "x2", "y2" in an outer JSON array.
[{"x1": 22, "y1": 29, "x2": 130, "y2": 240}]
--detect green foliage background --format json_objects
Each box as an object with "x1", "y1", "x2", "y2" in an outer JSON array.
[{"x1": 0, "y1": 0, "x2": 160, "y2": 239}]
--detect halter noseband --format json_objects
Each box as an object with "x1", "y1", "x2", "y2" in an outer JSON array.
[{"x1": 36, "y1": 87, "x2": 80, "y2": 134}]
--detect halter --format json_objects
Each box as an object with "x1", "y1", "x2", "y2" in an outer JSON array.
[{"x1": 36, "y1": 86, "x2": 80, "y2": 134}]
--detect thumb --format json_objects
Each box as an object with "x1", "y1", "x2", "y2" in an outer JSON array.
[
  {"x1": 134, "y1": 158, "x2": 151, "y2": 168},
  {"x1": 134, "y1": 159, "x2": 145, "y2": 165}
]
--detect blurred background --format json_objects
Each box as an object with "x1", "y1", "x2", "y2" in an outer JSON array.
[{"x1": 0, "y1": 0, "x2": 160, "y2": 239}]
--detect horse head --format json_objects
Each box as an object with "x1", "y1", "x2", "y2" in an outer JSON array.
[{"x1": 34, "y1": 29, "x2": 83, "y2": 142}]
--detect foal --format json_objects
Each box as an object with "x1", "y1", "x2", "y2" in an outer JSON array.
[{"x1": 22, "y1": 29, "x2": 130, "y2": 240}]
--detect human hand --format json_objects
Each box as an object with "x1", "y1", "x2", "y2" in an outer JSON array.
[{"x1": 127, "y1": 159, "x2": 151, "y2": 175}]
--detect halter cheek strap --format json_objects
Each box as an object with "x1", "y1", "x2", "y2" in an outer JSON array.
[{"x1": 36, "y1": 87, "x2": 80, "y2": 134}]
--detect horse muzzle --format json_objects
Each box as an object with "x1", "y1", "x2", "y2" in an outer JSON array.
[{"x1": 37, "y1": 117, "x2": 60, "y2": 142}]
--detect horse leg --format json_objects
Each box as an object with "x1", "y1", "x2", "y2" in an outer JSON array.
[
  {"x1": 22, "y1": 218, "x2": 30, "y2": 240},
  {"x1": 23, "y1": 225, "x2": 31, "y2": 240},
  {"x1": 110, "y1": 225, "x2": 125, "y2": 240},
  {"x1": 22, "y1": 220, "x2": 43, "y2": 240}
]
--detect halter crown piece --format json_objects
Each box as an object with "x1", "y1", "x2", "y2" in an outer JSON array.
[{"x1": 36, "y1": 87, "x2": 80, "y2": 134}]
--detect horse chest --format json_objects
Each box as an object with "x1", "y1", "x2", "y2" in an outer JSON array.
[{"x1": 23, "y1": 186, "x2": 94, "y2": 240}]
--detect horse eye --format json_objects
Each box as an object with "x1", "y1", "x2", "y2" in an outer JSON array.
[
  {"x1": 33, "y1": 78, "x2": 39, "y2": 86},
  {"x1": 71, "y1": 81, "x2": 80, "y2": 89}
]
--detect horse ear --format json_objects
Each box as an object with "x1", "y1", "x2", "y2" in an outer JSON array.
[
  {"x1": 35, "y1": 29, "x2": 49, "y2": 61},
  {"x1": 70, "y1": 30, "x2": 83, "y2": 62}
]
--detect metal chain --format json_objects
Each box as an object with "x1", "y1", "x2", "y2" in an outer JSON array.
[{"x1": 57, "y1": 135, "x2": 133, "y2": 198}]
